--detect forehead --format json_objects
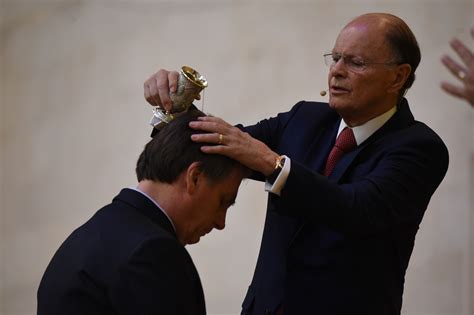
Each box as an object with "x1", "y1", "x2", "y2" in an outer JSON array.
[{"x1": 333, "y1": 20, "x2": 392, "y2": 59}]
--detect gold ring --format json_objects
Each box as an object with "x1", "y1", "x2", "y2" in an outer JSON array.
[
  {"x1": 218, "y1": 134, "x2": 224, "y2": 144},
  {"x1": 458, "y1": 69, "x2": 466, "y2": 80}
]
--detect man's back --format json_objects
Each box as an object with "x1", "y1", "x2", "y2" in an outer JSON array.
[{"x1": 37, "y1": 188, "x2": 205, "y2": 315}]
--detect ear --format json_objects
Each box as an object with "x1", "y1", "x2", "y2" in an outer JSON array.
[
  {"x1": 185, "y1": 162, "x2": 203, "y2": 195},
  {"x1": 387, "y1": 64, "x2": 412, "y2": 94}
]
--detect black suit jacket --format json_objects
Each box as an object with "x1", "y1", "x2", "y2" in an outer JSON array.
[
  {"x1": 241, "y1": 99, "x2": 449, "y2": 315},
  {"x1": 38, "y1": 188, "x2": 205, "y2": 315}
]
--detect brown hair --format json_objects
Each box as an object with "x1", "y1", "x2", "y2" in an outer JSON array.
[{"x1": 136, "y1": 110, "x2": 240, "y2": 184}]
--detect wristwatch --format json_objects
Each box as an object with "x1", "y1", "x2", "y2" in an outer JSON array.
[{"x1": 267, "y1": 155, "x2": 286, "y2": 184}]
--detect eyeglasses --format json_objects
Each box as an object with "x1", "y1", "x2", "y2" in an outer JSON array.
[{"x1": 323, "y1": 53, "x2": 399, "y2": 73}]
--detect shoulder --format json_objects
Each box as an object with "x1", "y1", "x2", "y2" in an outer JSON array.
[
  {"x1": 251, "y1": 100, "x2": 337, "y2": 129},
  {"x1": 384, "y1": 118, "x2": 448, "y2": 155},
  {"x1": 365, "y1": 119, "x2": 449, "y2": 184},
  {"x1": 284, "y1": 100, "x2": 335, "y2": 119},
  {"x1": 60, "y1": 199, "x2": 180, "y2": 270},
  {"x1": 126, "y1": 237, "x2": 190, "y2": 267},
  {"x1": 398, "y1": 121, "x2": 449, "y2": 164}
]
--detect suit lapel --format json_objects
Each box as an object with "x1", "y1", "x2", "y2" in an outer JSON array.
[
  {"x1": 303, "y1": 116, "x2": 341, "y2": 172},
  {"x1": 329, "y1": 99, "x2": 414, "y2": 183},
  {"x1": 329, "y1": 145, "x2": 365, "y2": 182}
]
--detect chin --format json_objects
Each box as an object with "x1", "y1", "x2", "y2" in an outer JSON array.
[
  {"x1": 186, "y1": 237, "x2": 201, "y2": 245},
  {"x1": 329, "y1": 98, "x2": 343, "y2": 111},
  {"x1": 329, "y1": 98, "x2": 352, "y2": 115}
]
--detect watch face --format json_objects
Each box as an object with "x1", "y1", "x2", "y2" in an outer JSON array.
[{"x1": 276, "y1": 156, "x2": 285, "y2": 169}]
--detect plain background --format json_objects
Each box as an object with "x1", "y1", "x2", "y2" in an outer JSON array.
[{"x1": 1, "y1": 1, "x2": 473, "y2": 314}]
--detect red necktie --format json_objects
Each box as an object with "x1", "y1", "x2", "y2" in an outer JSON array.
[
  {"x1": 323, "y1": 127, "x2": 357, "y2": 177},
  {"x1": 274, "y1": 129, "x2": 355, "y2": 315}
]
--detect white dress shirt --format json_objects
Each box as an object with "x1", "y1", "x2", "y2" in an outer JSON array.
[
  {"x1": 265, "y1": 106, "x2": 397, "y2": 195},
  {"x1": 129, "y1": 186, "x2": 177, "y2": 232}
]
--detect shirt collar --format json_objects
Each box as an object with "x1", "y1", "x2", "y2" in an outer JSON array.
[
  {"x1": 129, "y1": 186, "x2": 177, "y2": 232},
  {"x1": 337, "y1": 106, "x2": 397, "y2": 145}
]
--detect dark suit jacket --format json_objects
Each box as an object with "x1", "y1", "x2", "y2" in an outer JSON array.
[
  {"x1": 37, "y1": 188, "x2": 205, "y2": 315},
  {"x1": 241, "y1": 99, "x2": 449, "y2": 315}
]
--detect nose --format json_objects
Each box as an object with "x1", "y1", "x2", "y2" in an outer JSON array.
[
  {"x1": 329, "y1": 57, "x2": 347, "y2": 78},
  {"x1": 215, "y1": 212, "x2": 226, "y2": 230}
]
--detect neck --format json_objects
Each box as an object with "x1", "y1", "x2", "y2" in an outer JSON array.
[
  {"x1": 137, "y1": 179, "x2": 187, "y2": 245},
  {"x1": 341, "y1": 101, "x2": 397, "y2": 127}
]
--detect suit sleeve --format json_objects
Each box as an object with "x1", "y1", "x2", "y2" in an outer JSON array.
[
  {"x1": 273, "y1": 129, "x2": 449, "y2": 236},
  {"x1": 109, "y1": 237, "x2": 201, "y2": 314},
  {"x1": 240, "y1": 101, "x2": 307, "y2": 182}
]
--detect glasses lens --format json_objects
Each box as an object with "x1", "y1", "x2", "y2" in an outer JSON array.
[
  {"x1": 323, "y1": 53, "x2": 369, "y2": 72},
  {"x1": 324, "y1": 54, "x2": 333, "y2": 66}
]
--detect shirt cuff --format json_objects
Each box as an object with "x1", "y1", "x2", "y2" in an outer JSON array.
[{"x1": 265, "y1": 155, "x2": 291, "y2": 196}]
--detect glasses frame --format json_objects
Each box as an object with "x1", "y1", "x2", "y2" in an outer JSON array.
[{"x1": 323, "y1": 53, "x2": 400, "y2": 73}]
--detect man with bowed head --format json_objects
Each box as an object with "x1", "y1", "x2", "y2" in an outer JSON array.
[
  {"x1": 144, "y1": 13, "x2": 449, "y2": 315},
  {"x1": 38, "y1": 110, "x2": 246, "y2": 315}
]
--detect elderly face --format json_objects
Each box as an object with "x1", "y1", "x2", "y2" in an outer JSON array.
[{"x1": 328, "y1": 18, "x2": 401, "y2": 126}]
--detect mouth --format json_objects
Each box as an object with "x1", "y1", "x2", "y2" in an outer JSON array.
[{"x1": 330, "y1": 85, "x2": 350, "y2": 95}]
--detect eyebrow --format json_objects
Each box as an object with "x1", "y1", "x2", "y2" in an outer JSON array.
[{"x1": 332, "y1": 51, "x2": 363, "y2": 59}]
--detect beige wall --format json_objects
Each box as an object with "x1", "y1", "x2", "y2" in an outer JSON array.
[{"x1": 1, "y1": 1, "x2": 473, "y2": 315}]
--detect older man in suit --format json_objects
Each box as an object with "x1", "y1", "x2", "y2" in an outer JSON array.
[
  {"x1": 144, "y1": 13, "x2": 449, "y2": 315},
  {"x1": 37, "y1": 110, "x2": 246, "y2": 315}
]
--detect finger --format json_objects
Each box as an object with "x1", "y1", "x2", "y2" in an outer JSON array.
[
  {"x1": 156, "y1": 70, "x2": 174, "y2": 111},
  {"x1": 450, "y1": 38, "x2": 474, "y2": 67},
  {"x1": 441, "y1": 55, "x2": 467, "y2": 81},
  {"x1": 144, "y1": 74, "x2": 162, "y2": 106},
  {"x1": 198, "y1": 145, "x2": 246, "y2": 167},
  {"x1": 191, "y1": 133, "x2": 225, "y2": 144},
  {"x1": 168, "y1": 71, "x2": 179, "y2": 93},
  {"x1": 146, "y1": 79, "x2": 162, "y2": 107},
  {"x1": 148, "y1": 81, "x2": 163, "y2": 107},
  {"x1": 196, "y1": 115, "x2": 231, "y2": 126},
  {"x1": 200, "y1": 145, "x2": 231, "y2": 155},
  {"x1": 195, "y1": 94, "x2": 201, "y2": 101},
  {"x1": 440, "y1": 81, "x2": 467, "y2": 100},
  {"x1": 189, "y1": 120, "x2": 229, "y2": 134},
  {"x1": 144, "y1": 83, "x2": 158, "y2": 106}
]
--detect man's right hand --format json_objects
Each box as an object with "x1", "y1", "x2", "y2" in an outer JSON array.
[{"x1": 144, "y1": 69, "x2": 180, "y2": 112}]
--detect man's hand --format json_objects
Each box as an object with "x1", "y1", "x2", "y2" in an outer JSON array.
[
  {"x1": 189, "y1": 116, "x2": 279, "y2": 177},
  {"x1": 441, "y1": 27, "x2": 474, "y2": 107},
  {"x1": 144, "y1": 69, "x2": 202, "y2": 112}
]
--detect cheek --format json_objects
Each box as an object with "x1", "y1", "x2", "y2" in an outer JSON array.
[
  {"x1": 202, "y1": 204, "x2": 220, "y2": 225},
  {"x1": 350, "y1": 77, "x2": 371, "y2": 97}
]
